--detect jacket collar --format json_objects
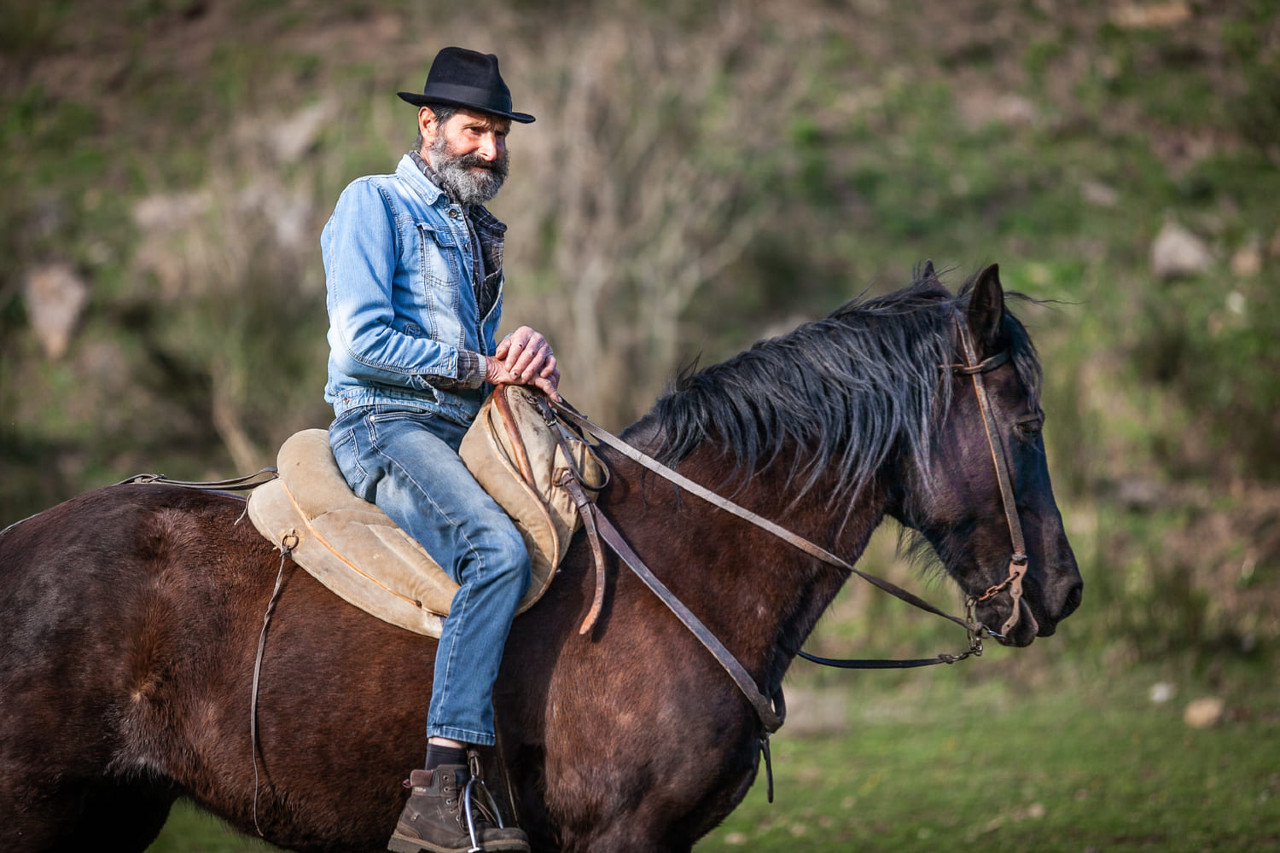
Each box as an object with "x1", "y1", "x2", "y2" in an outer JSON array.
[
  {"x1": 396, "y1": 153, "x2": 507, "y2": 236},
  {"x1": 395, "y1": 153, "x2": 447, "y2": 206}
]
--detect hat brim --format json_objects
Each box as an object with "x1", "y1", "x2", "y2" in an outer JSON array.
[{"x1": 397, "y1": 92, "x2": 535, "y2": 124}]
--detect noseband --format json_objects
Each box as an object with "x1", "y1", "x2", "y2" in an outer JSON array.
[{"x1": 945, "y1": 309, "x2": 1029, "y2": 639}]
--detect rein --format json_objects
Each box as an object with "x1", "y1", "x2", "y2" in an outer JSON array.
[
  {"x1": 540, "y1": 310, "x2": 1032, "y2": 735},
  {"x1": 550, "y1": 397, "x2": 986, "y2": 689}
]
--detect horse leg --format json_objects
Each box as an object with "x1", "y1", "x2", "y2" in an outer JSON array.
[
  {"x1": 1, "y1": 759, "x2": 175, "y2": 853},
  {"x1": 0, "y1": 687, "x2": 177, "y2": 852},
  {"x1": 569, "y1": 826, "x2": 693, "y2": 853}
]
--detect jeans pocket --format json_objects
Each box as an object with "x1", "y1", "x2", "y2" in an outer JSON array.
[
  {"x1": 367, "y1": 408, "x2": 441, "y2": 453},
  {"x1": 329, "y1": 425, "x2": 368, "y2": 497},
  {"x1": 367, "y1": 407, "x2": 432, "y2": 432}
]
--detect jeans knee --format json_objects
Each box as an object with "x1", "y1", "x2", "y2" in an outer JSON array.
[{"x1": 493, "y1": 528, "x2": 531, "y2": 595}]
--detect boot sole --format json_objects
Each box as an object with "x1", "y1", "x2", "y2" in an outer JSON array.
[{"x1": 388, "y1": 831, "x2": 530, "y2": 853}]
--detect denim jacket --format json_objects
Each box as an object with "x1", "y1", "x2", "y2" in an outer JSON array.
[{"x1": 323, "y1": 154, "x2": 505, "y2": 425}]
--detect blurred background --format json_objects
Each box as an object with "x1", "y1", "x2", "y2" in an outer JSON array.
[{"x1": 2, "y1": 0, "x2": 1277, "y2": 849}]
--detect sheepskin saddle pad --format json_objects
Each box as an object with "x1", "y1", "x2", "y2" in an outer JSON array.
[{"x1": 247, "y1": 386, "x2": 605, "y2": 638}]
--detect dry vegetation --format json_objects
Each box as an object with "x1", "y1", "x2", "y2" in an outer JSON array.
[{"x1": 2, "y1": 0, "x2": 1279, "y2": 667}]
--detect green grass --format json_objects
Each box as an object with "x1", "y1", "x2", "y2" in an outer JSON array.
[
  {"x1": 147, "y1": 802, "x2": 276, "y2": 853},
  {"x1": 700, "y1": 666, "x2": 1280, "y2": 852},
  {"x1": 148, "y1": 661, "x2": 1280, "y2": 852}
]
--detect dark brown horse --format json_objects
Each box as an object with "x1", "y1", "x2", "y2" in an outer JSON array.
[{"x1": 0, "y1": 265, "x2": 1080, "y2": 852}]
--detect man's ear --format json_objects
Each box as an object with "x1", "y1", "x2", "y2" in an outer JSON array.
[{"x1": 418, "y1": 107, "x2": 439, "y2": 146}]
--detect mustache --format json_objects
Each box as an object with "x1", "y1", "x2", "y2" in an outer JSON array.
[{"x1": 453, "y1": 151, "x2": 509, "y2": 179}]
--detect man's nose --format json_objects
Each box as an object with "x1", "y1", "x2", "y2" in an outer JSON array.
[{"x1": 477, "y1": 134, "x2": 503, "y2": 161}]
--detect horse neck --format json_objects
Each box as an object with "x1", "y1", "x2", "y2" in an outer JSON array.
[{"x1": 600, "y1": 434, "x2": 892, "y2": 687}]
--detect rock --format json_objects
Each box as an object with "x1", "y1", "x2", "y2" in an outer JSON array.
[
  {"x1": 23, "y1": 263, "x2": 90, "y2": 359},
  {"x1": 1082, "y1": 180, "x2": 1119, "y2": 208},
  {"x1": 783, "y1": 686, "x2": 850, "y2": 737},
  {"x1": 1111, "y1": 2, "x2": 1192, "y2": 29},
  {"x1": 1152, "y1": 220, "x2": 1212, "y2": 279},
  {"x1": 1183, "y1": 696, "x2": 1225, "y2": 729},
  {"x1": 1230, "y1": 240, "x2": 1262, "y2": 277},
  {"x1": 1149, "y1": 682, "x2": 1175, "y2": 704}
]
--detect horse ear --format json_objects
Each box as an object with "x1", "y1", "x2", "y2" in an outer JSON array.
[
  {"x1": 921, "y1": 259, "x2": 936, "y2": 281},
  {"x1": 967, "y1": 263, "x2": 1005, "y2": 355}
]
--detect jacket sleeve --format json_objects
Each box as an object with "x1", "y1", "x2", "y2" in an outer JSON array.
[{"x1": 322, "y1": 179, "x2": 482, "y2": 389}]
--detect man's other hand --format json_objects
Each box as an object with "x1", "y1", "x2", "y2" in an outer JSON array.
[{"x1": 487, "y1": 326, "x2": 560, "y2": 399}]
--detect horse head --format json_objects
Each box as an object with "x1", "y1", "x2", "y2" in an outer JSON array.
[{"x1": 893, "y1": 262, "x2": 1082, "y2": 647}]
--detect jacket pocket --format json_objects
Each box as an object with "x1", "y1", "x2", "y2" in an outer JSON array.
[{"x1": 416, "y1": 222, "x2": 462, "y2": 289}]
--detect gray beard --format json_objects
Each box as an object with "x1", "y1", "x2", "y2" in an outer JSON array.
[{"x1": 430, "y1": 136, "x2": 508, "y2": 205}]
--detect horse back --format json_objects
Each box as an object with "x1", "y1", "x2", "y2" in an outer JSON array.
[{"x1": 1, "y1": 484, "x2": 267, "y2": 642}]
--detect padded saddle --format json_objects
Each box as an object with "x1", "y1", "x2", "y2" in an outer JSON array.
[{"x1": 247, "y1": 386, "x2": 605, "y2": 637}]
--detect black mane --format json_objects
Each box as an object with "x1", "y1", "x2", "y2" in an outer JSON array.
[{"x1": 637, "y1": 268, "x2": 1042, "y2": 505}]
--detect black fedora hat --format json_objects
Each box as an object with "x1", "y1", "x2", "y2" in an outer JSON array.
[{"x1": 398, "y1": 47, "x2": 535, "y2": 124}]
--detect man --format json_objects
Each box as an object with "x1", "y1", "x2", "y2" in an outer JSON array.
[{"x1": 323, "y1": 47, "x2": 555, "y2": 853}]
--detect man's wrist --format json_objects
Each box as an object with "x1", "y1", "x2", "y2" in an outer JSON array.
[{"x1": 455, "y1": 351, "x2": 487, "y2": 389}]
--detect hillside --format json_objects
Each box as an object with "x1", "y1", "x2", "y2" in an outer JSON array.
[{"x1": 2, "y1": 0, "x2": 1279, "y2": 667}]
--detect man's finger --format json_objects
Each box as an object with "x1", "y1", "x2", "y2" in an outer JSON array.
[
  {"x1": 506, "y1": 333, "x2": 545, "y2": 372},
  {"x1": 533, "y1": 373, "x2": 561, "y2": 401},
  {"x1": 512, "y1": 344, "x2": 550, "y2": 379}
]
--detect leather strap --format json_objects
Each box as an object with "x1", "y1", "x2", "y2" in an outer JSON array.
[
  {"x1": 550, "y1": 399, "x2": 981, "y2": 637},
  {"x1": 116, "y1": 468, "x2": 280, "y2": 492},
  {"x1": 251, "y1": 537, "x2": 294, "y2": 836},
  {"x1": 559, "y1": 470, "x2": 608, "y2": 635},
  {"x1": 952, "y1": 312, "x2": 1029, "y2": 636},
  {"x1": 531, "y1": 395, "x2": 610, "y2": 635},
  {"x1": 587, "y1": 504, "x2": 786, "y2": 733}
]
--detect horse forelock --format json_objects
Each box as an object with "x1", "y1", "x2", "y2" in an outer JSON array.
[{"x1": 644, "y1": 268, "x2": 1042, "y2": 507}]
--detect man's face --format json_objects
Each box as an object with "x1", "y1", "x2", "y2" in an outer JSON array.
[{"x1": 421, "y1": 108, "x2": 511, "y2": 205}]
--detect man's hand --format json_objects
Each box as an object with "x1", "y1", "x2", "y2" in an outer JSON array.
[{"x1": 486, "y1": 326, "x2": 560, "y2": 400}]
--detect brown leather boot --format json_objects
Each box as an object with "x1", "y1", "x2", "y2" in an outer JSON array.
[{"x1": 387, "y1": 766, "x2": 530, "y2": 853}]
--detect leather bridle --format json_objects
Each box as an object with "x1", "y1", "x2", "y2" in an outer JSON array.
[
  {"x1": 538, "y1": 308, "x2": 1033, "y2": 740},
  {"x1": 945, "y1": 308, "x2": 1030, "y2": 639}
]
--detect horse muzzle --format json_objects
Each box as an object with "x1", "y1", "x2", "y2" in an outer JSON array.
[
  {"x1": 981, "y1": 598, "x2": 1039, "y2": 647},
  {"x1": 979, "y1": 565, "x2": 1082, "y2": 647}
]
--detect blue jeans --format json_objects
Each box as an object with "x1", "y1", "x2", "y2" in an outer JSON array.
[{"x1": 329, "y1": 405, "x2": 531, "y2": 746}]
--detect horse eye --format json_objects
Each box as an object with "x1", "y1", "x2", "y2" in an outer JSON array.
[{"x1": 1015, "y1": 416, "x2": 1043, "y2": 437}]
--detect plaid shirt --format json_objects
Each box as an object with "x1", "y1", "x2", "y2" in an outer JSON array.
[
  {"x1": 408, "y1": 150, "x2": 506, "y2": 387},
  {"x1": 410, "y1": 151, "x2": 503, "y2": 314}
]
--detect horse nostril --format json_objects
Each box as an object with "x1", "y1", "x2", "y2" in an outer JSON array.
[{"x1": 1060, "y1": 582, "x2": 1083, "y2": 619}]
